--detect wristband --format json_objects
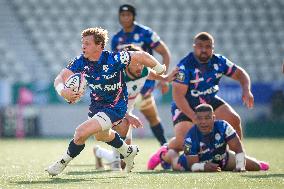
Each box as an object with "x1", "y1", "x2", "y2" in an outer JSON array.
[
  {"x1": 55, "y1": 83, "x2": 64, "y2": 96},
  {"x1": 191, "y1": 163, "x2": 205, "y2": 172},
  {"x1": 152, "y1": 64, "x2": 166, "y2": 74},
  {"x1": 235, "y1": 152, "x2": 246, "y2": 170}
]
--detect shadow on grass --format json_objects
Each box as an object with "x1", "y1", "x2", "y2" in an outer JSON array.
[
  {"x1": 66, "y1": 170, "x2": 126, "y2": 177},
  {"x1": 69, "y1": 164, "x2": 97, "y2": 167},
  {"x1": 242, "y1": 173, "x2": 284, "y2": 178},
  {"x1": 11, "y1": 177, "x2": 90, "y2": 185},
  {"x1": 11, "y1": 173, "x2": 127, "y2": 185},
  {"x1": 136, "y1": 170, "x2": 185, "y2": 175}
]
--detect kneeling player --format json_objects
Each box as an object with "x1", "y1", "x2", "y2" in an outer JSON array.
[{"x1": 148, "y1": 104, "x2": 269, "y2": 172}]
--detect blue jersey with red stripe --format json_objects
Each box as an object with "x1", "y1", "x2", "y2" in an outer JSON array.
[
  {"x1": 66, "y1": 50, "x2": 130, "y2": 120},
  {"x1": 172, "y1": 52, "x2": 237, "y2": 109},
  {"x1": 180, "y1": 120, "x2": 237, "y2": 170},
  {"x1": 111, "y1": 23, "x2": 161, "y2": 96}
]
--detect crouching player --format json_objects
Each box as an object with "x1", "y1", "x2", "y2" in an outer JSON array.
[{"x1": 148, "y1": 104, "x2": 269, "y2": 172}]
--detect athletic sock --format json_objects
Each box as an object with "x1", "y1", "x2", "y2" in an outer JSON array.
[
  {"x1": 106, "y1": 132, "x2": 128, "y2": 158},
  {"x1": 150, "y1": 123, "x2": 167, "y2": 146},
  {"x1": 67, "y1": 139, "x2": 85, "y2": 158}
]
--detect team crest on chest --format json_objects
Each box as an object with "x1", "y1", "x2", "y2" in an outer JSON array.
[
  {"x1": 103, "y1": 65, "x2": 109, "y2": 72},
  {"x1": 215, "y1": 133, "x2": 221, "y2": 141},
  {"x1": 214, "y1": 64, "x2": 219, "y2": 70},
  {"x1": 134, "y1": 33, "x2": 140, "y2": 41}
]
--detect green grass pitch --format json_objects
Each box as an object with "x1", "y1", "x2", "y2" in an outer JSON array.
[{"x1": 0, "y1": 138, "x2": 284, "y2": 189}]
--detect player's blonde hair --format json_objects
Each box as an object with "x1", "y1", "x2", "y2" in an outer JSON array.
[{"x1": 81, "y1": 27, "x2": 109, "y2": 49}]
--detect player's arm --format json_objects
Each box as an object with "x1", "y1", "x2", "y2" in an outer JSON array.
[
  {"x1": 153, "y1": 41, "x2": 171, "y2": 94},
  {"x1": 54, "y1": 68, "x2": 81, "y2": 103},
  {"x1": 230, "y1": 65, "x2": 254, "y2": 109},
  {"x1": 186, "y1": 155, "x2": 221, "y2": 172},
  {"x1": 130, "y1": 51, "x2": 166, "y2": 75},
  {"x1": 172, "y1": 82, "x2": 197, "y2": 122},
  {"x1": 227, "y1": 134, "x2": 246, "y2": 172},
  {"x1": 153, "y1": 41, "x2": 171, "y2": 72},
  {"x1": 124, "y1": 113, "x2": 143, "y2": 129},
  {"x1": 147, "y1": 67, "x2": 178, "y2": 82}
]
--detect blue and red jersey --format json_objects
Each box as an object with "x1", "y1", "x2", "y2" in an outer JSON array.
[{"x1": 66, "y1": 50, "x2": 130, "y2": 121}]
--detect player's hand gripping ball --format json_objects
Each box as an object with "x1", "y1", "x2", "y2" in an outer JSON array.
[{"x1": 64, "y1": 73, "x2": 87, "y2": 103}]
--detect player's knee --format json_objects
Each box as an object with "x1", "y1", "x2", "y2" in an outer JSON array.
[
  {"x1": 168, "y1": 137, "x2": 183, "y2": 151},
  {"x1": 94, "y1": 130, "x2": 110, "y2": 142},
  {"x1": 74, "y1": 127, "x2": 86, "y2": 144}
]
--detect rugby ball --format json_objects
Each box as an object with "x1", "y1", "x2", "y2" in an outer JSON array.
[{"x1": 64, "y1": 73, "x2": 87, "y2": 103}]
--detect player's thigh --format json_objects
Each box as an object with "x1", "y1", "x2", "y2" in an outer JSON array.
[
  {"x1": 245, "y1": 156, "x2": 260, "y2": 171},
  {"x1": 224, "y1": 151, "x2": 261, "y2": 171},
  {"x1": 214, "y1": 103, "x2": 241, "y2": 126},
  {"x1": 139, "y1": 95, "x2": 160, "y2": 124},
  {"x1": 93, "y1": 129, "x2": 114, "y2": 142},
  {"x1": 223, "y1": 150, "x2": 236, "y2": 171}
]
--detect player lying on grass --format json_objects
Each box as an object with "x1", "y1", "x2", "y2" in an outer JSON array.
[
  {"x1": 45, "y1": 27, "x2": 166, "y2": 176},
  {"x1": 148, "y1": 104, "x2": 269, "y2": 172},
  {"x1": 93, "y1": 44, "x2": 178, "y2": 171}
]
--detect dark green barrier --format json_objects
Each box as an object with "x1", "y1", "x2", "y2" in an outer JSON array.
[{"x1": 245, "y1": 120, "x2": 284, "y2": 138}]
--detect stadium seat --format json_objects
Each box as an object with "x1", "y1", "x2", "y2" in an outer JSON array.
[{"x1": 0, "y1": 0, "x2": 283, "y2": 83}]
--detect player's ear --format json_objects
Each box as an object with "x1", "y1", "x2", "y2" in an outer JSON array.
[{"x1": 212, "y1": 113, "x2": 216, "y2": 120}]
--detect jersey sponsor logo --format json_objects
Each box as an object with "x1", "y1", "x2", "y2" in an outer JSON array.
[
  {"x1": 102, "y1": 72, "x2": 117, "y2": 80},
  {"x1": 104, "y1": 82, "x2": 122, "y2": 91},
  {"x1": 89, "y1": 82, "x2": 122, "y2": 92},
  {"x1": 191, "y1": 85, "x2": 219, "y2": 97},
  {"x1": 151, "y1": 32, "x2": 160, "y2": 43},
  {"x1": 184, "y1": 138, "x2": 192, "y2": 154},
  {"x1": 190, "y1": 78, "x2": 204, "y2": 83},
  {"x1": 214, "y1": 142, "x2": 225, "y2": 149},
  {"x1": 225, "y1": 124, "x2": 235, "y2": 137},
  {"x1": 213, "y1": 152, "x2": 226, "y2": 161},
  {"x1": 225, "y1": 59, "x2": 234, "y2": 67},
  {"x1": 176, "y1": 71, "x2": 185, "y2": 82}
]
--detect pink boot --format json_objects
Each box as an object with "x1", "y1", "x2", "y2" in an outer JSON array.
[
  {"x1": 259, "y1": 161, "x2": 269, "y2": 171},
  {"x1": 147, "y1": 146, "x2": 168, "y2": 170}
]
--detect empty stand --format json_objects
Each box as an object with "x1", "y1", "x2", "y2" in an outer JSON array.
[{"x1": 0, "y1": 0, "x2": 283, "y2": 83}]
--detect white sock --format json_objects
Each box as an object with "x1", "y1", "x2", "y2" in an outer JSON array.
[
  {"x1": 116, "y1": 142, "x2": 130, "y2": 158},
  {"x1": 61, "y1": 152, "x2": 73, "y2": 165},
  {"x1": 96, "y1": 147, "x2": 116, "y2": 163}
]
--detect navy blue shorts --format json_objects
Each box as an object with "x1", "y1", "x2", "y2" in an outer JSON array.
[
  {"x1": 172, "y1": 96, "x2": 226, "y2": 126},
  {"x1": 88, "y1": 106, "x2": 126, "y2": 124}
]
